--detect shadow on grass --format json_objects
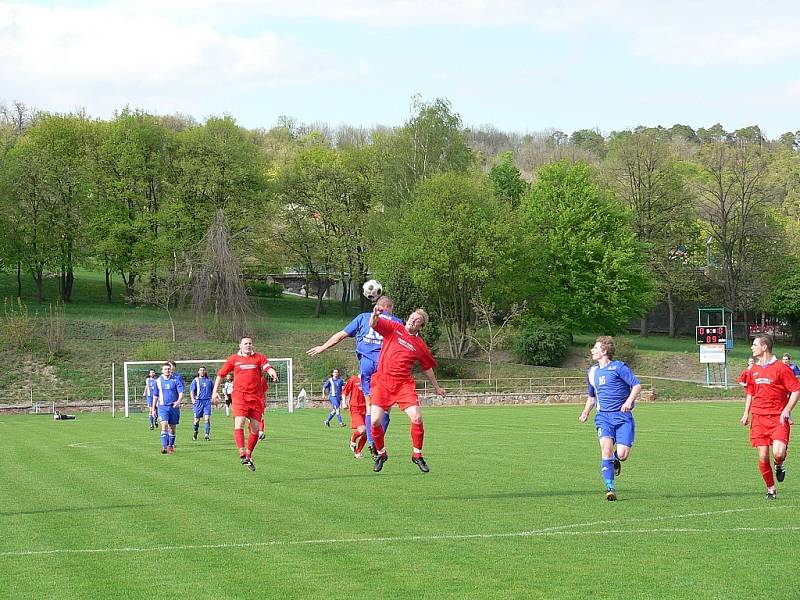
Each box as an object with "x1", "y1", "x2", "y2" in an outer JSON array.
[{"x1": 0, "y1": 503, "x2": 150, "y2": 517}]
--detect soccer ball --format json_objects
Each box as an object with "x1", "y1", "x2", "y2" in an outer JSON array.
[{"x1": 362, "y1": 279, "x2": 383, "y2": 301}]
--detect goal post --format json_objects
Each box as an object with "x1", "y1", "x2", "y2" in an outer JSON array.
[{"x1": 122, "y1": 358, "x2": 294, "y2": 418}]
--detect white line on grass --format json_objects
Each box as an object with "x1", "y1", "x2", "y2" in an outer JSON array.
[{"x1": 3, "y1": 506, "x2": 797, "y2": 558}]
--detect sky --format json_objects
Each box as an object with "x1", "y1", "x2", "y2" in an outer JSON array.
[{"x1": 1, "y1": 0, "x2": 799, "y2": 137}]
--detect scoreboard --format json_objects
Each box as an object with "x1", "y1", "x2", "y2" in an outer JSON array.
[{"x1": 696, "y1": 326, "x2": 727, "y2": 345}]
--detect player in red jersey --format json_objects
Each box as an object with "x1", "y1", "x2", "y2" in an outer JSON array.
[
  {"x1": 738, "y1": 357, "x2": 755, "y2": 403},
  {"x1": 344, "y1": 374, "x2": 368, "y2": 458},
  {"x1": 744, "y1": 335, "x2": 800, "y2": 499},
  {"x1": 212, "y1": 336, "x2": 278, "y2": 472},
  {"x1": 368, "y1": 304, "x2": 446, "y2": 473}
]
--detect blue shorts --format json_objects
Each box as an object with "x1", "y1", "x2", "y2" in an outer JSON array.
[
  {"x1": 595, "y1": 411, "x2": 635, "y2": 447},
  {"x1": 145, "y1": 396, "x2": 154, "y2": 408},
  {"x1": 328, "y1": 397, "x2": 341, "y2": 410},
  {"x1": 157, "y1": 406, "x2": 181, "y2": 426},
  {"x1": 359, "y1": 356, "x2": 379, "y2": 396},
  {"x1": 193, "y1": 400, "x2": 211, "y2": 418}
]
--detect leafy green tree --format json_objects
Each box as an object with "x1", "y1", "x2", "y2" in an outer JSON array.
[
  {"x1": 489, "y1": 151, "x2": 528, "y2": 206},
  {"x1": 605, "y1": 128, "x2": 700, "y2": 336},
  {"x1": 372, "y1": 171, "x2": 512, "y2": 357},
  {"x1": 695, "y1": 139, "x2": 781, "y2": 321},
  {"x1": 512, "y1": 161, "x2": 654, "y2": 333},
  {"x1": 173, "y1": 116, "x2": 269, "y2": 245},
  {"x1": 380, "y1": 96, "x2": 473, "y2": 207},
  {"x1": 90, "y1": 110, "x2": 177, "y2": 301},
  {"x1": 765, "y1": 266, "x2": 800, "y2": 345},
  {"x1": 570, "y1": 129, "x2": 607, "y2": 159}
]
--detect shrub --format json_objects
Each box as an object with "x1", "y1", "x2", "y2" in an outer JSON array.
[
  {"x1": 45, "y1": 302, "x2": 66, "y2": 357},
  {"x1": 246, "y1": 281, "x2": 283, "y2": 298},
  {"x1": 436, "y1": 360, "x2": 467, "y2": 380},
  {"x1": 514, "y1": 320, "x2": 572, "y2": 367},
  {"x1": 3, "y1": 297, "x2": 35, "y2": 351}
]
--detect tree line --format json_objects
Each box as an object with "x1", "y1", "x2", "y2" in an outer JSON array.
[{"x1": 2, "y1": 97, "x2": 800, "y2": 353}]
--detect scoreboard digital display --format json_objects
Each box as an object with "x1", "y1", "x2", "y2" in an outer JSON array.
[{"x1": 696, "y1": 326, "x2": 727, "y2": 345}]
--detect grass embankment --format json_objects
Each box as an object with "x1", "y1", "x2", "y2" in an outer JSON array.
[{"x1": 0, "y1": 270, "x2": 767, "y2": 404}]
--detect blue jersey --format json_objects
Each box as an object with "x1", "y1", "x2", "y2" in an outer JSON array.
[
  {"x1": 156, "y1": 374, "x2": 184, "y2": 407},
  {"x1": 191, "y1": 376, "x2": 213, "y2": 400},
  {"x1": 343, "y1": 312, "x2": 402, "y2": 361},
  {"x1": 323, "y1": 377, "x2": 345, "y2": 399},
  {"x1": 587, "y1": 360, "x2": 639, "y2": 412},
  {"x1": 144, "y1": 377, "x2": 158, "y2": 398}
]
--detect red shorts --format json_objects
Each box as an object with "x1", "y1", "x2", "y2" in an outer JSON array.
[
  {"x1": 233, "y1": 402, "x2": 263, "y2": 422},
  {"x1": 750, "y1": 413, "x2": 791, "y2": 447},
  {"x1": 371, "y1": 375, "x2": 419, "y2": 411},
  {"x1": 349, "y1": 405, "x2": 366, "y2": 430}
]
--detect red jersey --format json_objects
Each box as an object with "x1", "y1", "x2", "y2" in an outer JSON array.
[
  {"x1": 343, "y1": 375, "x2": 366, "y2": 410},
  {"x1": 738, "y1": 368, "x2": 754, "y2": 397},
  {"x1": 373, "y1": 317, "x2": 436, "y2": 381},
  {"x1": 218, "y1": 352, "x2": 271, "y2": 403},
  {"x1": 750, "y1": 357, "x2": 800, "y2": 415}
]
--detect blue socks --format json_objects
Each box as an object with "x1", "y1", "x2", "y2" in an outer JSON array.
[
  {"x1": 365, "y1": 413, "x2": 392, "y2": 443},
  {"x1": 161, "y1": 431, "x2": 169, "y2": 448},
  {"x1": 205, "y1": 422, "x2": 210, "y2": 436},
  {"x1": 601, "y1": 459, "x2": 615, "y2": 489},
  {"x1": 168, "y1": 433, "x2": 176, "y2": 447}
]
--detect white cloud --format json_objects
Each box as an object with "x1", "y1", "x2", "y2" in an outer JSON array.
[{"x1": 0, "y1": 2, "x2": 348, "y2": 118}]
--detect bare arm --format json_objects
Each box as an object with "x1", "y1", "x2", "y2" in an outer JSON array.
[
  {"x1": 579, "y1": 396, "x2": 596, "y2": 422},
  {"x1": 422, "y1": 368, "x2": 446, "y2": 397},
  {"x1": 780, "y1": 390, "x2": 800, "y2": 425},
  {"x1": 741, "y1": 394, "x2": 752, "y2": 425},
  {"x1": 307, "y1": 331, "x2": 349, "y2": 357},
  {"x1": 620, "y1": 383, "x2": 641, "y2": 413},
  {"x1": 211, "y1": 375, "x2": 223, "y2": 404},
  {"x1": 264, "y1": 365, "x2": 279, "y2": 382}
]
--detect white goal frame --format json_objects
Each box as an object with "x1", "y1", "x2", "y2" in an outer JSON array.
[{"x1": 122, "y1": 358, "x2": 294, "y2": 418}]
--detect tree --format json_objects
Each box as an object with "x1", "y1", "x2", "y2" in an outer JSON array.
[
  {"x1": 695, "y1": 139, "x2": 781, "y2": 322},
  {"x1": 488, "y1": 151, "x2": 528, "y2": 206},
  {"x1": 467, "y1": 293, "x2": 525, "y2": 383},
  {"x1": 605, "y1": 128, "x2": 699, "y2": 336},
  {"x1": 570, "y1": 129, "x2": 607, "y2": 159},
  {"x1": 380, "y1": 96, "x2": 473, "y2": 206},
  {"x1": 90, "y1": 110, "x2": 176, "y2": 301},
  {"x1": 512, "y1": 161, "x2": 654, "y2": 333},
  {"x1": 173, "y1": 116, "x2": 269, "y2": 245},
  {"x1": 190, "y1": 209, "x2": 252, "y2": 341},
  {"x1": 135, "y1": 251, "x2": 190, "y2": 342},
  {"x1": 765, "y1": 266, "x2": 800, "y2": 345},
  {"x1": 373, "y1": 171, "x2": 512, "y2": 357}
]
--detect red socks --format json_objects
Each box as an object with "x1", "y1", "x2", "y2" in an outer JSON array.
[
  {"x1": 759, "y1": 460, "x2": 774, "y2": 487},
  {"x1": 234, "y1": 428, "x2": 245, "y2": 453},
  {"x1": 247, "y1": 431, "x2": 259, "y2": 455},
  {"x1": 411, "y1": 422, "x2": 424, "y2": 452},
  {"x1": 371, "y1": 421, "x2": 385, "y2": 454},
  {"x1": 356, "y1": 433, "x2": 368, "y2": 453}
]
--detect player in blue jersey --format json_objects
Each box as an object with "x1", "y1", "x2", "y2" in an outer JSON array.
[
  {"x1": 155, "y1": 362, "x2": 184, "y2": 454},
  {"x1": 322, "y1": 369, "x2": 346, "y2": 427},
  {"x1": 579, "y1": 336, "x2": 642, "y2": 501},
  {"x1": 781, "y1": 354, "x2": 800, "y2": 377},
  {"x1": 191, "y1": 366, "x2": 214, "y2": 441},
  {"x1": 307, "y1": 295, "x2": 401, "y2": 455},
  {"x1": 142, "y1": 369, "x2": 158, "y2": 430}
]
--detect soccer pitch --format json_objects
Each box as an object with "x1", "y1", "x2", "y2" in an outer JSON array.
[{"x1": 1, "y1": 403, "x2": 798, "y2": 600}]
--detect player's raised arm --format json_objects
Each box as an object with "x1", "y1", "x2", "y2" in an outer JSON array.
[
  {"x1": 307, "y1": 330, "x2": 349, "y2": 357},
  {"x1": 368, "y1": 303, "x2": 384, "y2": 329}
]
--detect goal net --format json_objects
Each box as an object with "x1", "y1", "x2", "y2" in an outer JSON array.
[{"x1": 122, "y1": 358, "x2": 294, "y2": 418}]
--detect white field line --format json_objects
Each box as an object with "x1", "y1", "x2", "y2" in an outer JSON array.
[{"x1": 2, "y1": 506, "x2": 797, "y2": 558}]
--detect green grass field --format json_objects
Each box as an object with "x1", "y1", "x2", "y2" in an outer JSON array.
[{"x1": 2, "y1": 403, "x2": 798, "y2": 599}]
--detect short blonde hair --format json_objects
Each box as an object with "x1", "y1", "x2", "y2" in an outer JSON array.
[
  {"x1": 595, "y1": 336, "x2": 615, "y2": 359},
  {"x1": 413, "y1": 308, "x2": 429, "y2": 327}
]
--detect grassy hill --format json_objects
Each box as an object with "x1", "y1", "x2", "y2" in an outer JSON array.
[{"x1": 0, "y1": 270, "x2": 773, "y2": 405}]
